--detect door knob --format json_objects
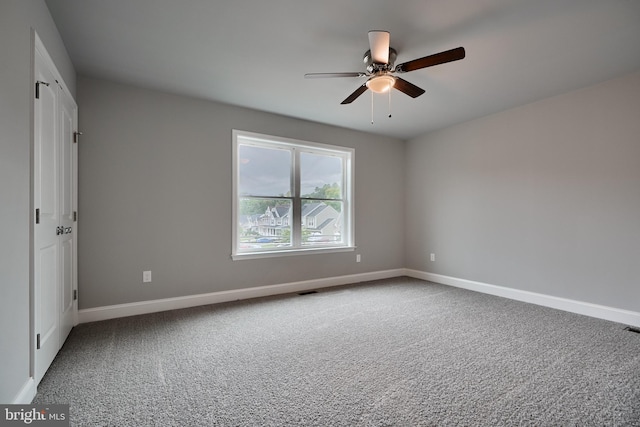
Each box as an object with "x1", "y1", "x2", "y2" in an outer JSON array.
[{"x1": 56, "y1": 226, "x2": 72, "y2": 235}]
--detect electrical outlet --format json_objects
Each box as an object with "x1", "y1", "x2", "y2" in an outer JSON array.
[
  {"x1": 430, "y1": 253, "x2": 435, "y2": 262},
  {"x1": 356, "y1": 254, "x2": 361, "y2": 263},
  {"x1": 143, "y1": 270, "x2": 152, "y2": 283}
]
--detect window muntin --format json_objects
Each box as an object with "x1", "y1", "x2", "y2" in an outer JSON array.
[{"x1": 232, "y1": 130, "x2": 354, "y2": 259}]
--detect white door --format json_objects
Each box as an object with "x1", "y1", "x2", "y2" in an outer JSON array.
[
  {"x1": 34, "y1": 47, "x2": 61, "y2": 384},
  {"x1": 33, "y1": 37, "x2": 78, "y2": 385},
  {"x1": 58, "y1": 84, "x2": 78, "y2": 344}
]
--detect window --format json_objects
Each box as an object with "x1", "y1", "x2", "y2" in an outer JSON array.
[{"x1": 232, "y1": 130, "x2": 354, "y2": 259}]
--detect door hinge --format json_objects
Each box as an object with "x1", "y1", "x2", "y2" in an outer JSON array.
[
  {"x1": 73, "y1": 211, "x2": 77, "y2": 222},
  {"x1": 35, "y1": 208, "x2": 40, "y2": 224},
  {"x1": 73, "y1": 289, "x2": 78, "y2": 301},
  {"x1": 73, "y1": 131, "x2": 83, "y2": 143},
  {"x1": 35, "y1": 80, "x2": 50, "y2": 99},
  {"x1": 36, "y1": 333, "x2": 41, "y2": 350}
]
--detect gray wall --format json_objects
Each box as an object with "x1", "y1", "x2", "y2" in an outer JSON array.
[
  {"x1": 0, "y1": 0, "x2": 75, "y2": 404},
  {"x1": 406, "y1": 71, "x2": 640, "y2": 312},
  {"x1": 77, "y1": 76, "x2": 405, "y2": 309}
]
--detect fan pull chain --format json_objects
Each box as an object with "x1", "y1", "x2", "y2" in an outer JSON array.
[
  {"x1": 370, "y1": 90, "x2": 392, "y2": 124},
  {"x1": 371, "y1": 90, "x2": 374, "y2": 125}
]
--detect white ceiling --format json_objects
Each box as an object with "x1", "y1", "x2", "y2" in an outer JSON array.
[{"x1": 45, "y1": 0, "x2": 640, "y2": 140}]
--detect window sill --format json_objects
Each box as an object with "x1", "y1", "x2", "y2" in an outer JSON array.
[{"x1": 231, "y1": 246, "x2": 356, "y2": 261}]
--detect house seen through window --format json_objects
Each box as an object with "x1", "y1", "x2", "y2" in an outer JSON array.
[{"x1": 232, "y1": 130, "x2": 354, "y2": 259}]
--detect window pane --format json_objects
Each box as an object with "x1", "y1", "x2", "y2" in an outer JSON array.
[
  {"x1": 238, "y1": 145, "x2": 291, "y2": 197},
  {"x1": 238, "y1": 198, "x2": 292, "y2": 250},
  {"x1": 301, "y1": 200, "x2": 343, "y2": 246},
  {"x1": 300, "y1": 152, "x2": 343, "y2": 199}
]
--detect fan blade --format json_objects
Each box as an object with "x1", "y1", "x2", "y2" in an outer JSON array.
[
  {"x1": 395, "y1": 47, "x2": 465, "y2": 73},
  {"x1": 393, "y1": 77, "x2": 425, "y2": 98},
  {"x1": 368, "y1": 30, "x2": 390, "y2": 64},
  {"x1": 341, "y1": 83, "x2": 368, "y2": 104},
  {"x1": 305, "y1": 72, "x2": 366, "y2": 78}
]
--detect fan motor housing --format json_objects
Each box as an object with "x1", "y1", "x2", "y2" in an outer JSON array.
[{"x1": 364, "y1": 48, "x2": 397, "y2": 73}]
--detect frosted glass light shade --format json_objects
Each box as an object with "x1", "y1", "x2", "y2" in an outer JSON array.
[{"x1": 366, "y1": 75, "x2": 396, "y2": 93}]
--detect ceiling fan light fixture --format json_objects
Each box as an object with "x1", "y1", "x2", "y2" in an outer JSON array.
[
  {"x1": 366, "y1": 75, "x2": 396, "y2": 93},
  {"x1": 305, "y1": 31, "x2": 464, "y2": 107}
]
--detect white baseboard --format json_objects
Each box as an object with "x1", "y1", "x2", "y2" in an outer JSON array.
[
  {"x1": 406, "y1": 269, "x2": 640, "y2": 328},
  {"x1": 78, "y1": 269, "x2": 404, "y2": 323},
  {"x1": 12, "y1": 377, "x2": 35, "y2": 404},
  {"x1": 78, "y1": 268, "x2": 640, "y2": 328}
]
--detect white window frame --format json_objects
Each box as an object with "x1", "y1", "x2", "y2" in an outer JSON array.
[{"x1": 232, "y1": 130, "x2": 355, "y2": 260}]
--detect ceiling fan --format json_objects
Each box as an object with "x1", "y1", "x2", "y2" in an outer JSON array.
[{"x1": 305, "y1": 31, "x2": 465, "y2": 105}]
